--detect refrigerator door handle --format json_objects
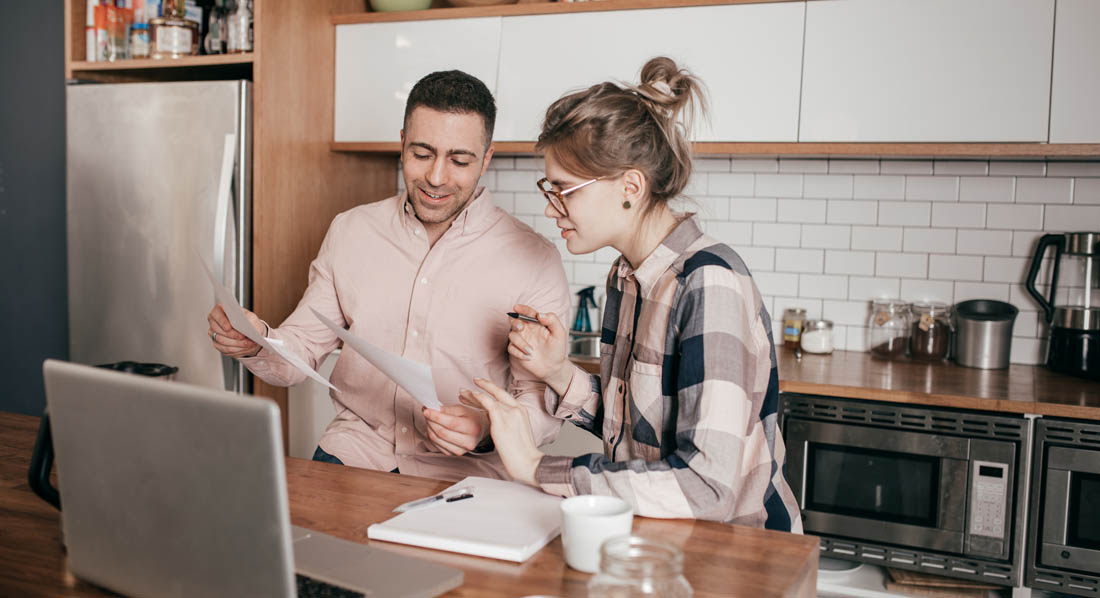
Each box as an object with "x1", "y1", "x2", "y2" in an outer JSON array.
[{"x1": 213, "y1": 133, "x2": 238, "y2": 285}]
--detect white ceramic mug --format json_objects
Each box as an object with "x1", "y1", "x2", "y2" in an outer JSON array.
[{"x1": 560, "y1": 495, "x2": 634, "y2": 573}]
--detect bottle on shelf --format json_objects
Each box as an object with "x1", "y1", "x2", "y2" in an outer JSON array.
[
  {"x1": 226, "y1": 0, "x2": 253, "y2": 54},
  {"x1": 149, "y1": 0, "x2": 200, "y2": 59}
]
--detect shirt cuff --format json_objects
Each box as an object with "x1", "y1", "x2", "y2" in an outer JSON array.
[
  {"x1": 553, "y1": 364, "x2": 594, "y2": 419},
  {"x1": 239, "y1": 320, "x2": 272, "y2": 361},
  {"x1": 534, "y1": 455, "x2": 576, "y2": 497}
]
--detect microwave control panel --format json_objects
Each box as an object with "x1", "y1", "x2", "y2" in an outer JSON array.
[{"x1": 969, "y1": 460, "x2": 1009, "y2": 542}]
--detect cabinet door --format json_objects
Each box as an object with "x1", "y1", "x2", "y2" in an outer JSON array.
[
  {"x1": 334, "y1": 18, "x2": 502, "y2": 143},
  {"x1": 1049, "y1": 0, "x2": 1100, "y2": 143},
  {"x1": 800, "y1": 0, "x2": 1054, "y2": 142},
  {"x1": 495, "y1": 3, "x2": 805, "y2": 142}
]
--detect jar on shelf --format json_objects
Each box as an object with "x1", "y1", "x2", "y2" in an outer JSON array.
[
  {"x1": 909, "y1": 301, "x2": 952, "y2": 362},
  {"x1": 782, "y1": 308, "x2": 807, "y2": 350},
  {"x1": 866, "y1": 300, "x2": 911, "y2": 359},
  {"x1": 800, "y1": 319, "x2": 835, "y2": 354},
  {"x1": 588, "y1": 535, "x2": 693, "y2": 598},
  {"x1": 150, "y1": 0, "x2": 199, "y2": 59}
]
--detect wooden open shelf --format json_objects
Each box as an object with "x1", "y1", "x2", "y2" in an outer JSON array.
[
  {"x1": 68, "y1": 54, "x2": 255, "y2": 82},
  {"x1": 333, "y1": 141, "x2": 1100, "y2": 158},
  {"x1": 71, "y1": 54, "x2": 253, "y2": 71}
]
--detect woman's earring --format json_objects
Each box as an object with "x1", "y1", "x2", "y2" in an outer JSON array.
[{"x1": 622, "y1": 200, "x2": 632, "y2": 209}]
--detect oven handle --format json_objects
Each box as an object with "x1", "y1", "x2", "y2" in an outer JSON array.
[{"x1": 785, "y1": 419, "x2": 971, "y2": 459}]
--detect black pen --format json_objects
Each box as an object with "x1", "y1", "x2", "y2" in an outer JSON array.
[{"x1": 506, "y1": 312, "x2": 540, "y2": 324}]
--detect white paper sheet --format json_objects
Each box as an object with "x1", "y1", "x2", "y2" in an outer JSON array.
[
  {"x1": 310, "y1": 307, "x2": 442, "y2": 409},
  {"x1": 199, "y1": 258, "x2": 339, "y2": 392}
]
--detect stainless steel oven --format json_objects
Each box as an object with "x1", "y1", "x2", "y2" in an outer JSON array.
[
  {"x1": 780, "y1": 393, "x2": 1031, "y2": 587},
  {"x1": 1027, "y1": 418, "x2": 1100, "y2": 596}
]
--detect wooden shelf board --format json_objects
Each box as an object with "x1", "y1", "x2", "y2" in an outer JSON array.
[
  {"x1": 70, "y1": 54, "x2": 254, "y2": 73},
  {"x1": 332, "y1": 0, "x2": 800, "y2": 24},
  {"x1": 333, "y1": 141, "x2": 1100, "y2": 158}
]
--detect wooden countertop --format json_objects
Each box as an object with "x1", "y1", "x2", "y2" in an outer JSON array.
[
  {"x1": 0, "y1": 412, "x2": 819, "y2": 597},
  {"x1": 573, "y1": 350, "x2": 1099, "y2": 419}
]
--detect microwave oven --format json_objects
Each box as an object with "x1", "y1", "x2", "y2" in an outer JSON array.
[
  {"x1": 1027, "y1": 417, "x2": 1100, "y2": 596},
  {"x1": 780, "y1": 393, "x2": 1032, "y2": 587}
]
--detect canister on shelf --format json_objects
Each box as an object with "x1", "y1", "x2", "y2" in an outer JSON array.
[
  {"x1": 800, "y1": 319, "x2": 834, "y2": 354},
  {"x1": 782, "y1": 308, "x2": 807, "y2": 350},
  {"x1": 866, "y1": 300, "x2": 911, "y2": 359}
]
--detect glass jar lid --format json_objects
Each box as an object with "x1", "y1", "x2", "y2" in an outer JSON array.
[
  {"x1": 911, "y1": 301, "x2": 950, "y2": 316},
  {"x1": 871, "y1": 299, "x2": 910, "y2": 312},
  {"x1": 803, "y1": 319, "x2": 833, "y2": 331},
  {"x1": 599, "y1": 535, "x2": 684, "y2": 580}
]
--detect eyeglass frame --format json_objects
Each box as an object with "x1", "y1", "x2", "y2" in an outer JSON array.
[{"x1": 536, "y1": 176, "x2": 607, "y2": 217}]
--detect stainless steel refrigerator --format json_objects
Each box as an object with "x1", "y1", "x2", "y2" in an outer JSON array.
[{"x1": 66, "y1": 80, "x2": 251, "y2": 392}]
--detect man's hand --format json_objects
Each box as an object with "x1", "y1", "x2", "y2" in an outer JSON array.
[
  {"x1": 207, "y1": 303, "x2": 264, "y2": 358},
  {"x1": 422, "y1": 403, "x2": 491, "y2": 456}
]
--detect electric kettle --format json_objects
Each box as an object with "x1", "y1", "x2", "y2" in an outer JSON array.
[{"x1": 1025, "y1": 232, "x2": 1100, "y2": 380}]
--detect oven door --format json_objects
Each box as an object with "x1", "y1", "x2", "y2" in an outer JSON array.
[
  {"x1": 1040, "y1": 446, "x2": 1100, "y2": 573},
  {"x1": 786, "y1": 419, "x2": 971, "y2": 554}
]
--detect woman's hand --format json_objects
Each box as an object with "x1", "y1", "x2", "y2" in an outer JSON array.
[
  {"x1": 508, "y1": 304, "x2": 573, "y2": 395},
  {"x1": 459, "y1": 378, "x2": 544, "y2": 486}
]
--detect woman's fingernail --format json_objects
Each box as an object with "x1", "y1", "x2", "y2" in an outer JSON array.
[
  {"x1": 524, "y1": 347, "x2": 533, "y2": 355},
  {"x1": 515, "y1": 322, "x2": 524, "y2": 330}
]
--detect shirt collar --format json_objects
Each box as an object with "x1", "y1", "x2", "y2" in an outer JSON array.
[
  {"x1": 399, "y1": 186, "x2": 497, "y2": 236},
  {"x1": 612, "y1": 214, "x2": 703, "y2": 297}
]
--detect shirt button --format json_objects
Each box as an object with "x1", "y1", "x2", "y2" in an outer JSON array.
[
  {"x1": 420, "y1": 277, "x2": 428, "y2": 285},
  {"x1": 411, "y1": 330, "x2": 419, "y2": 337},
  {"x1": 401, "y1": 426, "x2": 408, "y2": 434}
]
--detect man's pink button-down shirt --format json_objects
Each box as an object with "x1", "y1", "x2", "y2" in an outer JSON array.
[{"x1": 242, "y1": 189, "x2": 571, "y2": 481}]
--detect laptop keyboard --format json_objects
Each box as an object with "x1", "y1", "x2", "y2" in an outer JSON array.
[{"x1": 296, "y1": 573, "x2": 366, "y2": 598}]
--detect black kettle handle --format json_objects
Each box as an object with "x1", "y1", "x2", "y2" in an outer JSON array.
[
  {"x1": 28, "y1": 410, "x2": 61, "y2": 510},
  {"x1": 1026, "y1": 233, "x2": 1064, "y2": 323}
]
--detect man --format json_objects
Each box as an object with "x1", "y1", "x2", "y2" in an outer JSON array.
[{"x1": 207, "y1": 70, "x2": 571, "y2": 482}]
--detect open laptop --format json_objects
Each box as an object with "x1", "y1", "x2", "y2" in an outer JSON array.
[{"x1": 42, "y1": 359, "x2": 464, "y2": 598}]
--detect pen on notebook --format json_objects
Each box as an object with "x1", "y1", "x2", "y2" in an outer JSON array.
[
  {"x1": 506, "y1": 312, "x2": 540, "y2": 324},
  {"x1": 393, "y1": 487, "x2": 474, "y2": 513}
]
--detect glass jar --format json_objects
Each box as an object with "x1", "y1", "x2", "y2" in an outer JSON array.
[
  {"x1": 909, "y1": 302, "x2": 951, "y2": 362},
  {"x1": 150, "y1": 0, "x2": 199, "y2": 59},
  {"x1": 800, "y1": 319, "x2": 835, "y2": 354},
  {"x1": 130, "y1": 23, "x2": 151, "y2": 59},
  {"x1": 866, "y1": 300, "x2": 911, "y2": 359},
  {"x1": 782, "y1": 308, "x2": 807, "y2": 350},
  {"x1": 588, "y1": 536, "x2": 692, "y2": 598}
]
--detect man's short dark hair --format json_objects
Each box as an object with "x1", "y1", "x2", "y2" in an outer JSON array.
[{"x1": 403, "y1": 70, "x2": 496, "y2": 148}]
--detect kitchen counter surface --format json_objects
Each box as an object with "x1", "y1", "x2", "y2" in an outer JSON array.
[{"x1": 574, "y1": 350, "x2": 1098, "y2": 419}]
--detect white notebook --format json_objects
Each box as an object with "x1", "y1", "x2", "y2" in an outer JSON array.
[{"x1": 367, "y1": 476, "x2": 562, "y2": 562}]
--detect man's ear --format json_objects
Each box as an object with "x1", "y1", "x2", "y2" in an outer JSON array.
[
  {"x1": 399, "y1": 129, "x2": 406, "y2": 147},
  {"x1": 480, "y1": 145, "x2": 495, "y2": 178}
]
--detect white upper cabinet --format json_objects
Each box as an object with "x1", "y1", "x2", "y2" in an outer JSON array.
[
  {"x1": 799, "y1": 0, "x2": 1054, "y2": 142},
  {"x1": 334, "y1": 18, "x2": 502, "y2": 143},
  {"x1": 494, "y1": 3, "x2": 805, "y2": 142},
  {"x1": 1049, "y1": 0, "x2": 1100, "y2": 143}
]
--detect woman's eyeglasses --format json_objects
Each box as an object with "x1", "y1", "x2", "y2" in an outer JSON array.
[{"x1": 535, "y1": 177, "x2": 605, "y2": 217}]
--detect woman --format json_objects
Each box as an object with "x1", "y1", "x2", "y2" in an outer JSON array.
[{"x1": 460, "y1": 57, "x2": 802, "y2": 531}]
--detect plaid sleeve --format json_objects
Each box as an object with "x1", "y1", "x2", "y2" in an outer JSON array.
[{"x1": 536, "y1": 262, "x2": 774, "y2": 524}]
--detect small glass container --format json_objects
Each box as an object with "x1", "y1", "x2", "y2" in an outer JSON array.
[
  {"x1": 130, "y1": 23, "x2": 151, "y2": 59},
  {"x1": 150, "y1": 0, "x2": 199, "y2": 59},
  {"x1": 866, "y1": 300, "x2": 911, "y2": 360},
  {"x1": 588, "y1": 536, "x2": 693, "y2": 598},
  {"x1": 800, "y1": 319, "x2": 835, "y2": 354},
  {"x1": 782, "y1": 308, "x2": 807, "y2": 350},
  {"x1": 909, "y1": 302, "x2": 952, "y2": 362}
]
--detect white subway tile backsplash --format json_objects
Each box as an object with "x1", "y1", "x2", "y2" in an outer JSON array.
[
  {"x1": 732, "y1": 246, "x2": 775, "y2": 272},
  {"x1": 1075, "y1": 178, "x2": 1100, "y2": 205},
  {"x1": 957, "y1": 230, "x2": 1012, "y2": 256},
  {"x1": 954, "y1": 281, "x2": 1010, "y2": 302},
  {"x1": 731, "y1": 158, "x2": 778, "y2": 173},
  {"x1": 776, "y1": 248, "x2": 824, "y2": 273},
  {"x1": 934, "y1": 161, "x2": 989, "y2": 176},
  {"x1": 983, "y1": 257, "x2": 1030, "y2": 284},
  {"x1": 777, "y1": 199, "x2": 828, "y2": 223},
  {"x1": 1045, "y1": 205, "x2": 1100, "y2": 231},
  {"x1": 848, "y1": 276, "x2": 900, "y2": 301},
  {"x1": 514, "y1": 192, "x2": 548, "y2": 215},
  {"x1": 799, "y1": 274, "x2": 848, "y2": 299},
  {"x1": 876, "y1": 253, "x2": 927, "y2": 278},
  {"x1": 705, "y1": 221, "x2": 753, "y2": 246},
  {"x1": 1016, "y1": 177, "x2": 1073, "y2": 204},
  {"x1": 594, "y1": 246, "x2": 620, "y2": 264},
  {"x1": 1012, "y1": 231, "x2": 1044, "y2": 257},
  {"x1": 989, "y1": 161, "x2": 1045, "y2": 176},
  {"x1": 823, "y1": 299, "x2": 872, "y2": 326},
  {"x1": 930, "y1": 255, "x2": 983, "y2": 281},
  {"x1": 753, "y1": 223, "x2": 801, "y2": 247},
  {"x1": 879, "y1": 201, "x2": 932, "y2": 227},
  {"x1": 1047, "y1": 162, "x2": 1100, "y2": 177},
  {"x1": 1014, "y1": 311, "x2": 1040, "y2": 338},
  {"x1": 959, "y1": 177, "x2": 1014, "y2": 203},
  {"x1": 490, "y1": 156, "x2": 515, "y2": 170},
  {"x1": 881, "y1": 160, "x2": 933, "y2": 175},
  {"x1": 755, "y1": 174, "x2": 803, "y2": 198},
  {"x1": 497, "y1": 170, "x2": 535, "y2": 192},
  {"x1": 730, "y1": 197, "x2": 777, "y2": 222},
  {"x1": 851, "y1": 226, "x2": 903, "y2": 251},
  {"x1": 754, "y1": 272, "x2": 800, "y2": 297},
  {"x1": 694, "y1": 196, "x2": 731, "y2": 220},
  {"x1": 827, "y1": 200, "x2": 877, "y2": 225},
  {"x1": 774, "y1": 297, "x2": 823, "y2": 319},
  {"x1": 574, "y1": 262, "x2": 609, "y2": 286},
  {"x1": 801, "y1": 224, "x2": 852, "y2": 249},
  {"x1": 693, "y1": 157, "x2": 731, "y2": 173},
  {"x1": 846, "y1": 327, "x2": 869, "y2": 351},
  {"x1": 829, "y1": 159, "x2": 880, "y2": 174},
  {"x1": 931, "y1": 203, "x2": 986, "y2": 229},
  {"x1": 901, "y1": 279, "x2": 955, "y2": 303},
  {"x1": 1010, "y1": 337, "x2": 1046, "y2": 365},
  {"x1": 853, "y1": 175, "x2": 905, "y2": 200},
  {"x1": 1010, "y1": 283, "x2": 1047, "y2": 313},
  {"x1": 803, "y1": 175, "x2": 854, "y2": 199},
  {"x1": 903, "y1": 228, "x2": 956, "y2": 254},
  {"x1": 905, "y1": 176, "x2": 959, "y2": 202},
  {"x1": 987, "y1": 204, "x2": 1043, "y2": 230},
  {"x1": 708, "y1": 173, "x2": 754, "y2": 196},
  {"x1": 779, "y1": 159, "x2": 828, "y2": 174},
  {"x1": 513, "y1": 157, "x2": 543, "y2": 170},
  {"x1": 825, "y1": 250, "x2": 875, "y2": 276}
]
